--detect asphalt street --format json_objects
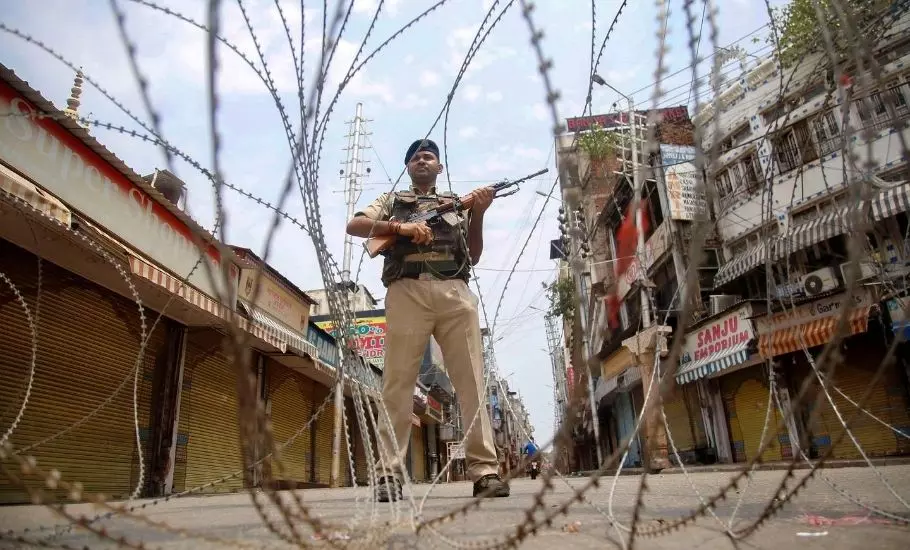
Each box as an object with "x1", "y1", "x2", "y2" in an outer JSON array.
[{"x1": 1, "y1": 466, "x2": 908, "y2": 549}]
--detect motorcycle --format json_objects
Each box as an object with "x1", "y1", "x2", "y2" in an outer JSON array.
[{"x1": 528, "y1": 460, "x2": 539, "y2": 480}]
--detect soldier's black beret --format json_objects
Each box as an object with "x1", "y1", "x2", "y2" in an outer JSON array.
[{"x1": 404, "y1": 139, "x2": 440, "y2": 165}]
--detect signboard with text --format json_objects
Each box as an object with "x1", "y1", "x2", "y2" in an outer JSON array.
[
  {"x1": 0, "y1": 83, "x2": 227, "y2": 299},
  {"x1": 680, "y1": 303, "x2": 755, "y2": 366},
  {"x1": 313, "y1": 311, "x2": 387, "y2": 369},
  {"x1": 616, "y1": 220, "x2": 671, "y2": 300},
  {"x1": 660, "y1": 144, "x2": 708, "y2": 221},
  {"x1": 754, "y1": 289, "x2": 874, "y2": 335},
  {"x1": 566, "y1": 106, "x2": 689, "y2": 133},
  {"x1": 238, "y1": 268, "x2": 310, "y2": 331}
]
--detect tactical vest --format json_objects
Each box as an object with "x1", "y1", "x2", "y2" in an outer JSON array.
[{"x1": 380, "y1": 190, "x2": 471, "y2": 287}]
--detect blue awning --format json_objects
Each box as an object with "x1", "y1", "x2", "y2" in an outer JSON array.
[
  {"x1": 675, "y1": 340, "x2": 751, "y2": 385},
  {"x1": 893, "y1": 321, "x2": 910, "y2": 342}
]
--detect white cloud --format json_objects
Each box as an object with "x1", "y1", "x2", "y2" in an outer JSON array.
[
  {"x1": 459, "y1": 126, "x2": 478, "y2": 138},
  {"x1": 463, "y1": 85, "x2": 482, "y2": 102},
  {"x1": 485, "y1": 90, "x2": 503, "y2": 102},
  {"x1": 419, "y1": 70, "x2": 440, "y2": 88},
  {"x1": 531, "y1": 103, "x2": 549, "y2": 121},
  {"x1": 604, "y1": 67, "x2": 640, "y2": 86}
]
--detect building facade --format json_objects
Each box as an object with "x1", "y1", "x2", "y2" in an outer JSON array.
[
  {"x1": 0, "y1": 63, "x2": 378, "y2": 503},
  {"x1": 679, "y1": 4, "x2": 910, "y2": 464}
]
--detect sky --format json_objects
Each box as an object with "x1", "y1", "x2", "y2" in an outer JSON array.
[{"x1": 0, "y1": 0, "x2": 786, "y2": 447}]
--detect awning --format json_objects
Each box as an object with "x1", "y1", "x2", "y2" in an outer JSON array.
[
  {"x1": 130, "y1": 256, "x2": 288, "y2": 352},
  {"x1": 892, "y1": 321, "x2": 910, "y2": 341},
  {"x1": 0, "y1": 162, "x2": 72, "y2": 227},
  {"x1": 675, "y1": 339, "x2": 752, "y2": 385},
  {"x1": 240, "y1": 300, "x2": 318, "y2": 358},
  {"x1": 870, "y1": 182, "x2": 910, "y2": 222},
  {"x1": 618, "y1": 366, "x2": 641, "y2": 390},
  {"x1": 714, "y1": 241, "x2": 768, "y2": 287},
  {"x1": 758, "y1": 305, "x2": 873, "y2": 358},
  {"x1": 773, "y1": 205, "x2": 860, "y2": 260}
]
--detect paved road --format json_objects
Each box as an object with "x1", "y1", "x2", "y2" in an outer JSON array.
[{"x1": 1, "y1": 466, "x2": 908, "y2": 548}]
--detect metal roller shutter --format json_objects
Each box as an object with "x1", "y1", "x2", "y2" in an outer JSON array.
[
  {"x1": 663, "y1": 391, "x2": 696, "y2": 452},
  {"x1": 312, "y1": 382, "x2": 335, "y2": 485},
  {"x1": 180, "y1": 334, "x2": 244, "y2": 494},
  {"x1": 266, "y1": 361, "x2": 314, "y2": 485},
  {"x1": 0, "y1": 243, "x2": 165, "y2": 504},
  {"x1": 349, "y1": 398, "x2": 369, "y2": 485},
  {"x1": 721, "y1": 367, "x2": 791, "y2": 463},
  {"x1": 810, "y1": 358, "x2": 908, "y2": 459},
  {"x1": 410, "y1": 425, "x2": 426, "y2": 482}
]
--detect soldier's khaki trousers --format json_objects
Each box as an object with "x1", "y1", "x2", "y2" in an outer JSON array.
[{"x1": 376, "y1": 277, "x2": 499, "y2": 482}]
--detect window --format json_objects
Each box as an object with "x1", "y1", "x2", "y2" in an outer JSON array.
[
  {"x1": 855, "y1": 79, "x2": 910, "y2": 133},
  {"x1": 714, "y1": 152, "x2": 762, "y2": 210},
  {"x1": 811, "y1": 110, "x2": 842, "y2": 157},
  {"x1": 772, "y1": 119, "x2": 817, "y2": 174}
]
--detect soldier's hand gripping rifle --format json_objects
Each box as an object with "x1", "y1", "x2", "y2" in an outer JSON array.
[{"x1": 363, "y1": 168, "x2": 549, "y2": 258}]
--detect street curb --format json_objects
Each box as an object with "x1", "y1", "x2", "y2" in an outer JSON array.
[{"x1": 572, "y1": 456, "x2": 910, "y2": 477}]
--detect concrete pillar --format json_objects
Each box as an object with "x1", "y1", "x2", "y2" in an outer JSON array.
[{"x1": 623, "y1": 325, "x2": 673, "y2": 472}]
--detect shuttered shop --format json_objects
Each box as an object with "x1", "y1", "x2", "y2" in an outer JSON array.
[
  {"x1": 721, "y1": 366, "x2": 792, "y2": 463},
  {"x1": 799, "y1": 334, "x2": 910, "y2": 459},
  {"x1": 662, "y1": 385, "x2": 707, "y2": 454},
  {"x1": 0, "y1": 242, "x2": 165, "y2": 503},
  {"x1": 312, "y1": 381, "x2": 350, "y2": 485},
  {"x1": 350, "y1": 398, "x2": 370, "y2": 485},
  {"x1": 176, "y1": 332, "x2": 244, "y2": 494},
  {"x1": 266, "y1": 361, "x2": 314, "y2": 485},
  {"x1": 410, "y1": 424, "x2": 426, "y2": 482}
]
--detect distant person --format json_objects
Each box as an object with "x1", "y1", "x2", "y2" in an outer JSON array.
[
  {"x1": 523, "y1": 436, "x2": 539, "y2": 457},
  {"x1": 345, "y1": 138, "x2": 508, "y2": 502}
]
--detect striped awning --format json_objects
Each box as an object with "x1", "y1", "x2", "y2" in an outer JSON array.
[
  {"x1": 773, "y1": 205, "x2": 861, "y2": 260},
  {"x1": 714, "y1": 241, "x2": 768, "y2": 288},
  {"x1": 241, "y1": 300, "x2": 318, "y2": 358},
  {"x1": 870, "y1": 182, "x2": 910, "y2": 222},
  {"x1": 675, "y1": 339, "x2": 751, "y2": 385},
  {"x1": 758, "y1": 306, "x2": 873, "y2": 358}
]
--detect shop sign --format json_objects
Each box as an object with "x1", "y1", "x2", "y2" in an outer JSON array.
[
  {"x1": 660, "y1": 144, "x2": 708, "y2": 221},
  {"x1": 0, "y1": 84, "x2": 227, "y2": 299},
  {"x1": 886, "y1": 297, "x2": 909, "y2": 324},
  {"x1": 754, "y1": 288, "x2": 873, "y2": 334},
  {"x1": 426, "y1": 395, "x2": 443, "y2": 421},
  {"x1": 239, "y1": 268, "x2": 310, "y2": 331},
  {"x1": 680, "y1": 303, "x2": 755, "y2": 365},
  {"x1": 616, "y1": 220, "x2": 672, "y2": 299},
  {"x1": 413, "y1": 386, "x2": 428, "y2": 409},
  {"x1": 315, "y1": 313, "x2": 387, "y2": 369}
]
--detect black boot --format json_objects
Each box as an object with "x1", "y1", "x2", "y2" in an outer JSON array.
[{"x1": 472, "y1": 474, "x2": 510, "y2": 498}]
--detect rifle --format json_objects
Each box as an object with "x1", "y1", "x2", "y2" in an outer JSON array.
[{"x1": 363, "y1": 168, "x2": 549, "y2": 258}]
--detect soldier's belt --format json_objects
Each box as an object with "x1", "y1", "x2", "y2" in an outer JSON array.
[
  {"x1": 401, "y1": 260, "x2": 462, "y2": 280},
  {"x1": 403, "y1": 251, "x2": 455, "y2": 262}
]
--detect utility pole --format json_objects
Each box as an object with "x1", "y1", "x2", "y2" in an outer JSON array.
[
  {"x1": 628, "y1": 99, "x2": 653, "y2": 329},
  {"x1": 332, "y1": 103, "x2": 370, "y2": 488}
]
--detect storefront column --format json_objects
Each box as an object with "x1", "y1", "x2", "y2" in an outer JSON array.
[{"x1": 623, "y1": 326, "x2": 673, "y2": 472}]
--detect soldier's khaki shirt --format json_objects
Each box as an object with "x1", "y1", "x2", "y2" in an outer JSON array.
[{"x1": 354, "y1": 185, "x2": 473, "y2": 263}]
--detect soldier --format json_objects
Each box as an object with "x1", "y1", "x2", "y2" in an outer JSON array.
[{"x1": 345, "y1": 138, "x2": 509, "y2": 502}]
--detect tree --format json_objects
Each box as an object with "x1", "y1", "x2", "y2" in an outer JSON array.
[
  {"x1": 770, "y1": 0, "x2": 891, "y2": 67},
  {"x1": 545, "y1": 277, "x2": 576, "y2": 319}
]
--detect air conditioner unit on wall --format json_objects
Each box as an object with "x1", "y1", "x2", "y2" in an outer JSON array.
[
  {"x1": 709, "y1": 294, "x2": 742, "y2": 316},
  {"x1": 801, "y1": 266, "x2": 840, "y2": 296},
  {"x1": 839, "y1": 261, "x2": 879, "y2": 284}
]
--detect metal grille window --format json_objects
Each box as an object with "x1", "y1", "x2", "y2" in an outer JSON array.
[
  {"x1": 856, "y1": 80, "x2": 910, "y2": 133},
  {"x1": 812, "y1": 110, "x2": 842, "y2": 157}
]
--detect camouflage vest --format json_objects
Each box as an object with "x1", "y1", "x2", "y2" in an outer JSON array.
[{"x1": 380, "y1": 190, "x2": 470, "y2": 287}]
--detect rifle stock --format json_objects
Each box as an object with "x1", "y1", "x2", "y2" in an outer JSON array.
[{"x1": 365, "y1": 233, "x2": 396, "y2": 258}]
